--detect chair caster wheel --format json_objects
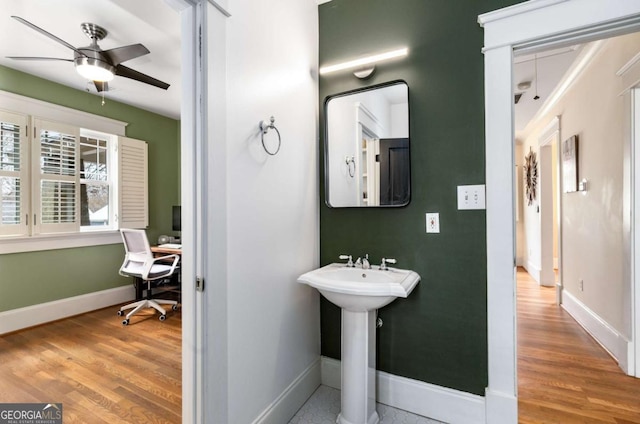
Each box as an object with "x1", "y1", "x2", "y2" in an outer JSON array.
[
  {"x1": 122, "y1": 319, "x2": 129, "y2": 326},
  {"x1": 117, "y1": 310, "x2": 124, "y2": 316},
  {"x1": 159, "y1": 314, "x2": 166, "y2": 321},
  {"x1": 172, "y1": 305, "x2": 178, "y2": 311}
]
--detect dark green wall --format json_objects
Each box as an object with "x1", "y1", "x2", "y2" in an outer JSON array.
[
  {"x1": 319, "y1": 0, "x2": 522, "y2": 396},
  {"x1": 0, "y1": 65, "x2": 180, "y2": 312}
]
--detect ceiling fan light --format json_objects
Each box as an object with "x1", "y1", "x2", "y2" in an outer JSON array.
[{"x1": 75, "y1": 57, "x2": 115, "y2": 82}]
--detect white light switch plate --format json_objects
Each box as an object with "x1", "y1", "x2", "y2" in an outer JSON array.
[
  {"x1": 426, "y1": 213, "x2": 440, "y2": 233},
  {"x1": 457, "y1": 185, "x2": 486, "y2": 210}
]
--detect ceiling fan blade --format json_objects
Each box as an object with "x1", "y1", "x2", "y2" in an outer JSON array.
[
  {"x1": 94, "y1": 81, "x2": 109, "y2": 92},
  {"x1": 115, "y1": 65, "x2": 170, "y2": 90},
  {"x1": 6, "y1": 56, "x2": 72, "y2": 62},
  {"x1": 11, "y1": 16, "x2": 86, "y2": 57},
  {"x1": 103, "y1": 44, "x2": 150, "y2": 65}
]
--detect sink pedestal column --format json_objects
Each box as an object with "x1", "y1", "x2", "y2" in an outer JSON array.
[{"x1": 338, "y1": 309, "x2": 379, "y2": 424}]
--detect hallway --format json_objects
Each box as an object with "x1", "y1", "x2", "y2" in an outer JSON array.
[{"x1": 517, "y1": 268, "x2": 640, "y2": 423}]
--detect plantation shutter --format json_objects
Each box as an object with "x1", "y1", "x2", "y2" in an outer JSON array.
[
  {"x1": 32, "y1": 118, "x2": 80, "y2": 234},
  {"x1": 0, "y1": 110, "x2": 29, "y2": 236},
  {"x1": 118, "y1": 136, "x2": 148, "y2": 228}
]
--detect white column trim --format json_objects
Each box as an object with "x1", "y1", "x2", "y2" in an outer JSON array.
[{"x1": 484, "y1": 43, "x2": 518, "y2": 424}]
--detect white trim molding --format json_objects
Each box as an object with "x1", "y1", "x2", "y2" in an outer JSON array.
[
  {"x1": 0, "y1": 285, "x2": 134, "y2": 335},
  {"x1": 562, "y1": 290, "x2": 630, "y2": 366},
  {"x1": 0, "y1": 231, "x2": 122, "y2": 255},
  {"x1": 480, "y1": 1, "x2": 640, "y2": 423},
  {"x1": 538, "y1": 116, "x2": 560, "y2": 147},
  {"x1": 321, "y1": 356, "x2": 487, "y2": 424},
  {"x1": 252, "y1": 359, "x2": 321, "y2": 424},
  {"x1": 0, "y1": 90, "x2": 127, "y2": 136},
  {"x1": 524, "y1": 260, "x2": 541, "y2": 283}
]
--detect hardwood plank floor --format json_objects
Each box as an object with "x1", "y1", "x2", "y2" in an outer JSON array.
[
  {"x1": 4, "y1": 271, "x2": 640, "y2": 424},
  {"x1": 0, "y1": 304, "x2": 181, "y2": 424},
  {"x1": 517, "y1": 267, "x2": 640, "y2": 423}
]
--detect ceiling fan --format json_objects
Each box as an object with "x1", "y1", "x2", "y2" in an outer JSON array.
[{"x1": 7, "y1": 16, "x2": 170, "y2": 93}]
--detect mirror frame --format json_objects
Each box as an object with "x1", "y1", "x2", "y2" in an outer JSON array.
[{"x1": 323, "y1": 79, "x2": 411, "y2": 208}]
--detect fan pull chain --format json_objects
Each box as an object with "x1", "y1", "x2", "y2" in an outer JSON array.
[{"x1": 101, "y1": 90, "x2": 105, "y2": 107}]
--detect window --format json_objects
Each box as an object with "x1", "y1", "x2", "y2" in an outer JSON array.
[
  {"x1": 0, "y1": 108, "x2": 148, "y2": 247},
  {"x1": 80, "y1": 131, "x2": 113, "y2": 229},
  {"x1": 0, "y1": 110, "x2": 28, "y2": 236},
  {"x1": 33, "y1": 118, "x2": 80, "y2": 234}
]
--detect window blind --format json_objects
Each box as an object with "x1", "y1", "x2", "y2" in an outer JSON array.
[
  {"x1": 33, "y1": 119, "x2": 79, "y2": 234},
  {"x1": 0, "y1": 111, "x2": 28, "y2": 236},
  {"x1": 118, "y1": 136, "x2": 148, "y2": 228}
]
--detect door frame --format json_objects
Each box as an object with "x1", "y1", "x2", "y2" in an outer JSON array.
[
  {"x1": 162, "y1": 1, "x2": 201, "y2": 423},
  {"x1": 537, "y1": 117, "x2": 561, "y2": 293},
  {"x1": 479, "y1": 1, "x2": 640, "y2": 422}
]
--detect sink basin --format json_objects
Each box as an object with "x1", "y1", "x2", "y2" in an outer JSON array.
[
  {"x1": 299, "y1": 262, "x2": 421, "y2": 423},
  {"x1": 297, "y1": 263, "x2": 420, "y2": 312}
]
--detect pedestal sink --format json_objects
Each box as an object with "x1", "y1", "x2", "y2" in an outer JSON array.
[{"x1": 298, "y1": 263, "x2": 420, "y2": 424}]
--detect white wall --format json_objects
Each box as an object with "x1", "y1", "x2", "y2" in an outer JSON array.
[
  {"x1": 206, "y1": 0, "x2": 320, "y2": 422},
  {"x1": 521, "y1": 32, "x2": 640, "y2": 338},
  {"x1": 390, "y1": 103, "x2": 409, "y2": 137},
  {"x1": 515, "y1": 143, "x2": 525, "y2": 266},
  {"x1": 326, "y1": 99, "x2": 359, "y2": 206}
]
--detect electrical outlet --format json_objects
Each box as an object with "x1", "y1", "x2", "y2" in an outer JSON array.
[
  {"x1": 579, "y1": 279, "x2": 584, "y2": 292},
  {"x1": 457, "y1": 185, "x2": 486, "y2": 210},
  {"x1": 426, "y1": 213, "x2": 440, "y2": 233}
]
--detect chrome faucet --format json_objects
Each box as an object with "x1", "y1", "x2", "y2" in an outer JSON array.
[
  {"x1": 339, "y1": 254, "x2": 354, "y2": 267},
  {"x1": 380, "y1": 258, "x2": 397, "y2": 271},
  {"x1": 355, "y1": 254, "x2": 371, "y2": 269}
]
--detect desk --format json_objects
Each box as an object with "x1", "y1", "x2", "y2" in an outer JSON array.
[
  {"x1": 132, "y1": 245, "x2": 182, "y2": 300},
  {"x1": 151, "y1": 245, "x2": 182, "y2": 256}
]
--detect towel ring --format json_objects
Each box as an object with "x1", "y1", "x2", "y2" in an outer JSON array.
[
  {"x1": 259, "y1": 116, "x2": 281, "y2": 156},
  {"x1": 345, "y1": 155, "x2": 355, "y2": 178}
]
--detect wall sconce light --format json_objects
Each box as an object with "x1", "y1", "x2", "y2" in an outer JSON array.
[{"x1": 319, "y1": 47, "x2": 409, "y2": 79}]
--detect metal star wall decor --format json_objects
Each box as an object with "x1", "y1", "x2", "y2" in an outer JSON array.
[{"x1": 524, "y1": 147, "x2": 538, "y2": 206}]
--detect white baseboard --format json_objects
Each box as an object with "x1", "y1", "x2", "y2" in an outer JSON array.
[
  {"x1": 562, "y1": 290, "x2": 629, "y2": 366},
  {"x1": 321, "y1": 356, "x2": 487, "y2": 424},
  {"x1": 253, "y1": 358, "x2": 321, "y2": 424},
  {"x1": 516, "y1": 256, "x2": 524, "y2": 267},
  {"x1": 485, "y1": 388, "x2": 517, "y2": 424},
  {"x1": 524, "y1": 260, "x2": 540, "y2": 283},
  {"x1": 0, "y1": 285, "x2": 135, "y2": 335}
]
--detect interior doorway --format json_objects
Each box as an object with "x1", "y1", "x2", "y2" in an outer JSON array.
[{"x1": 481, "y1": 3, "x2": 640, "y2": 423}]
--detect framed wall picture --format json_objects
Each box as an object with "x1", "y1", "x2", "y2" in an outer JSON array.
[{"x1": 562, "y1": 135, "x2": 578, "y2": 193}]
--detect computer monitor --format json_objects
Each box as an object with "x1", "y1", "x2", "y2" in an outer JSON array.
[{"x1": 172, "y1": 205, "x2": 181, "y2": 232}]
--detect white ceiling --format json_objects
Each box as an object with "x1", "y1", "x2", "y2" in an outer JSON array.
[
  {"x1": 513, "y1": 45, "x2": 583, "y2": 138},
  {"x1": 0, "y1": 0, "x2": 181, "y2": 119},
  {"x1": 0, "y1": 1, "x2": 581, "y2": 129}
]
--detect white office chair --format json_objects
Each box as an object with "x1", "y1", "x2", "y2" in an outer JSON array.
[{"x1": 117, "y1": 228, "x2": 180, "y2": 325}]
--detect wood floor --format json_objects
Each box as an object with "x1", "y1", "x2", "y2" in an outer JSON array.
[
  {"x1": 0, "y1": 304, "x2": 181, "y2": 424},
  {"x1": 517, "y1": 267, "x2": 640, "y2": 423},
  {"x1": 3, "y1": 271, "x2": 640, "y2": 424}
]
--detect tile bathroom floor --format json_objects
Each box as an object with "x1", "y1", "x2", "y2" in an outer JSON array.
[{"x1": 289, "y1": 385, "x2": 444, "y2": 424}]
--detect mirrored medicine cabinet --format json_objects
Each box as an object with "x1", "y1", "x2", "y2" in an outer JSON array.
[{"x1": 324, "y1": 80, "x2": 410, "y2": 208}]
